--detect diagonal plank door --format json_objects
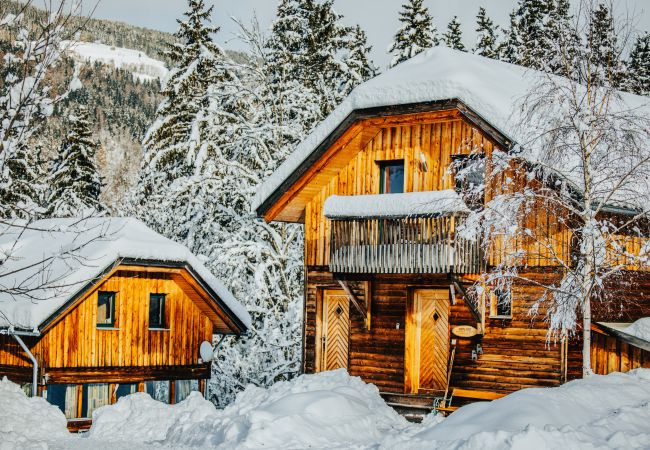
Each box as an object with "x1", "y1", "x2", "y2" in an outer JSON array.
[
  {"x1": 405, "y1": 289, "x2": 449, "y2": 393},
  {"x1": 320, "y1": 290, "x2": 350, "y2": 371}
]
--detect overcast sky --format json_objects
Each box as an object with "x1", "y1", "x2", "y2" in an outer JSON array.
[{"x1": 78, "y1": 0, "x2": 650, "y2": 68}]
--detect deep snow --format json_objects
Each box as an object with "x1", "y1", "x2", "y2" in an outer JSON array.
[{"x1": 2, "y1": 368, "x2": 650, "y2": 450}]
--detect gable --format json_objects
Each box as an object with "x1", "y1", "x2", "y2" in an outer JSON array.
[
  {"x1": 260, "y1": 103, "x2": 507, "y2": 223},
  {"x1": 40, "y1": 263, "x2": 244, "y2": 335}
]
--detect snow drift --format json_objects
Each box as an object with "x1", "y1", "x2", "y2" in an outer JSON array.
[
  {"x1": 90, "y1": 369, "x2": 410, "y2": 449},
  {"x1": 384, "y1": 369, "x2": 650, "y2": 449},
  {"x1": 0, "y1": 377, "x2": 69, "y2": 450}
]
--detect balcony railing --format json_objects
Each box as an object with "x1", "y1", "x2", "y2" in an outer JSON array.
[{"x1": 329, "y1": 215, "x2": 481, "y2": 274}]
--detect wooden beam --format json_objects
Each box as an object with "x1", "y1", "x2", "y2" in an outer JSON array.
[
  {"x1": 364, "y1": 280, "x2": 372, "y2": 331},
  {"x1": 337, "y1": 280, "x2": 368, "y2": 329}
]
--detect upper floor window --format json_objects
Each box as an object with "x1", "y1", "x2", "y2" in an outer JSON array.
[
  {"x1": 149, "y1": 293, "x2": 166, "y2": 329},
  {"x1": 489, "y1": 289, "x2": 512, "y2": 319},
  {"x1": 379, "y1": 160, "x2": 404, "y2": 194},
  {"x1": 97, "y1": 291, "x2": 115, "y2": 328},
  {"x1": 452, "y1": 154, "x2": 485, "y2": 209}
]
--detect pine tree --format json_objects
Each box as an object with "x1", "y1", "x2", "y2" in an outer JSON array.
[
  {"x1": 47, "y1": 107, "x2": 103, "y2": 217},
  {"x1": 500, "y1": 11, "x2": 521, "y2": 63},
  {"x1": 0, "y1": 144, "x2": 47, "y2": 219},
  {"x1": 546, "y1": 0, "x2": 581, "y2": 77},
  {"x1": 128, "y1": 0, "x2": 236, "y2": 245},
  {"x1": 340, "y1": 25, "x2": 377, "y2": 99},
  {"x1": 625, "y1": 32, "x2": 650, "y2": 95},
  {"x1": 389, "y1": 0, "x2": 438, "y2": 68},
  {"x1": 587, "y1": 2, "x2": 624, "y2": 88},
  {"x1": 507, "y1": 0, "x2": 554, "y2": 70},
  {"x1": 443, "y1": 16, "x2": 465, "y2": 51},
  {"x1": 473, "y1": 7, "x2": 499, "y2": 58}
]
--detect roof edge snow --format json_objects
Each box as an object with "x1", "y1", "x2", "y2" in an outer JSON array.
[{"x1": 323, "y1": 190, "x2": 470, "y2": 220}]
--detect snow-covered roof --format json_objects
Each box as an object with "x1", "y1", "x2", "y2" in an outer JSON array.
[
  {"x1": 597, "y1": 320, "x2": 650, "y2": 352},
  {"x1": 253, "y1": 46, "x2": 650, "y2": 216},
  {"x1": 323, "y1": 190, "x2": 469, "y2": 219},
  {"x1": 0, "y1": 217, "x2": 251, "y2": 332}
]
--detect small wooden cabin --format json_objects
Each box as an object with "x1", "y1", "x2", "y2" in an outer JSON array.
[
  {"x1": 253, "y1": 48, "x2": 650, "y2": 418},
  {"x1": 0, "y1": 218, "x2": 249, "y2": 429}
]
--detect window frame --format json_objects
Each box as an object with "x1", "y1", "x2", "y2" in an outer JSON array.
[
  {"x1": 378, "y1": 160, "x2": 405, "y2": 194},
  {"x1": 96, "y1": 291, "x2": 116, "y2": 328},
  {"x1": 149, "y1": 293, "x2": 167, "y2": 330},
  {"x1": 489, "y1": 289, "x2": 512, "y2": 319}
]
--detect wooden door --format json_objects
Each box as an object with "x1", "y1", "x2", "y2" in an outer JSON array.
[
  {"x1": 317, "y1": 290, "x2": 350, "y2": 371},
  {"x1": 405, "y1": 289, "x2": 449, "y2": 394}
]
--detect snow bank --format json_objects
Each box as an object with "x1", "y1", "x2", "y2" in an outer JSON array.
[
  {"x1": 88, "y1": 369, "x2": 410, "y2": 449},
  {"x1": 0, "y1": 377, "x2": 69, "y2": 450},
  {"x1": 0, "y1": 217, "x2": 251, "y2": 330},
  {"x1": 62, "y1": 41, "x2": 168, "y2": 82},
  {"x1": 88, "y1": 392, "x2": 217, "y2": 443},
  {"x1": 384, "y1": 369, "x2": 650, "y2": 449},
  {"x1": 323, "y1": 190, "x2": 469, "y2": 219},
  {"x1": 624, "y1": 317, "x2": 650, "y2": 342}
]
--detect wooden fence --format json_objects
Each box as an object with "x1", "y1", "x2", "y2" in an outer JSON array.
[{"x1": 329, "y1": 215, "x2": 481, "y2": 274}]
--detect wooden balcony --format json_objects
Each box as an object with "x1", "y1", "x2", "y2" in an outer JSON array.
[{"x1": 329, "y1": 215, "x2": 482, "y2": 274}]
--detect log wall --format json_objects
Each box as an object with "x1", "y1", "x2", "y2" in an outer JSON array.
[{"x1": 305, "y1": 268, "x2": 564, "y2": 394}]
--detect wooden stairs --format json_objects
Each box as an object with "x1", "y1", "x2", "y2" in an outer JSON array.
[{"x1": 380, "y1": 392, "x2": 442, "y2": 422}]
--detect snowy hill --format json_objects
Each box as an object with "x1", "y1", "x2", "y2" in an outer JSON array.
[{"x1": 63, "y1": 41, "x2": 169, "y2": 82}]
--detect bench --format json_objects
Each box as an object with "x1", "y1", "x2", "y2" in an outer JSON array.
[{"x1": 434, "y1": 388, "x2": 506, "y2": 414}]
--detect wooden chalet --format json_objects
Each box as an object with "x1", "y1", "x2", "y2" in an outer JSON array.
[
  {"x1": 253, "y1": 47, "x2": 650, "y2": 418},
  {"x1": 0, "y1": 217, "x2": 250, "y2": 429}
]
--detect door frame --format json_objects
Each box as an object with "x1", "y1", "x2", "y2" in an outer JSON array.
[
  {"x1": 315, "y1": 288, "x2": 350, "y2": 372},
  {"x1": 404, "y1": 287, "x2": 451, "y2": 394}
]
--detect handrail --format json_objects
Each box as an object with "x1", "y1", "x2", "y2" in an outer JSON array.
[{"x1": 329, "y1": 215, "x2": 481, "y2": 274}]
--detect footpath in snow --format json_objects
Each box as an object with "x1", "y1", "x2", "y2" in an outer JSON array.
[{"x1": 1, "y1": 368, "x2": 650, "y2": 450}]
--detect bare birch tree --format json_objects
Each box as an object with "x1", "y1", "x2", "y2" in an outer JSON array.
[{"x1": 461, "y1": 0, "x2": 650, "y2": 377}]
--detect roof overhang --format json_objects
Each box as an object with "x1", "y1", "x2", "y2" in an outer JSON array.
[
  {"x1": 32, "y1": 258, "x2": 248, "y2": 336},
  {"x1": 256, "y1": 99, "x2": 512, "y2": 223}
]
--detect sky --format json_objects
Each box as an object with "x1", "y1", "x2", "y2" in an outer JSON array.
[{"x1": 77, "y1": 0, "x2": 650, "y2": 68}]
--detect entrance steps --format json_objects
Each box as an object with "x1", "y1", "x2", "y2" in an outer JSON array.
[{"x1": 380, "y1": 391, "x2": 443, "y2": 423}]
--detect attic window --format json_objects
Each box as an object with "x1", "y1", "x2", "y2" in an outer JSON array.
[
  {"x1": 97, "y1": 291, "x2": 116, "y2": 328},
  {"x1": 489, "y1": 289, "x2": 512, "y2": 319},
  {"x1": 452, "y1": 154, "x2": 485, "y2": 209},
  {"x1": 149, "y1": 293, "x2": 166, "y2": 329},
  {"x1": 378, "y1": 160, "x2": 404, "y2": 194}
]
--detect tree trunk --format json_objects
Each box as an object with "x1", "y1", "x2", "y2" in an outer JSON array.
[{"x1": 582, "y1": 296, "x2": 593, "y2": 377}]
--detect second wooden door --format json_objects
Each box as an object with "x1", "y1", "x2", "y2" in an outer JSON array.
[{"x1": 405, "y1": 289, "x2": 449, "y2": 394}]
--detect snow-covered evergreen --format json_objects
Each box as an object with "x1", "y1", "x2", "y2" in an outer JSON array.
[
  {"x1": 443, "y1": 16, "x2": 466, "y2": 51},
  {"x1": 0, "y1": 144, "x2": 46, "y2": 219},
  {"x1": 46, "y1": 107, "x2": 103, "y2": 217},
  {"x1": 388, "y1": 0, "x2": 438, "y2": 68},
  {"x1": 625, "y1": 32, "x2": 650, "y2": 95},
  {"x1": 507, "y1": 0, "x2": 554, "y2": 70},
  {"x1": 473, "y1": 7, "x2": 499, "y2": 59},
  {"x1": 587, "y1": 2, "x2": 624, "y2": 88}
]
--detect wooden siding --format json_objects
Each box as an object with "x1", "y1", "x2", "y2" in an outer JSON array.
[
  {"x1": 0, "y1": 270, "x2": 213, "y2": 372},
  {"x1": 306, "y1": 114, "x2": 496, "y2": 267},
  {"x1": 590, "y1": 331, "x2": 650, "y2": 375},
  {"x1": 305, "y1": 268, "x2": 563, "y2": 394}
]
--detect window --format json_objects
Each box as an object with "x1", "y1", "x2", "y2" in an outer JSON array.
[
  {"x1": 145, "y1": 380, "x2": 170, "y2": 403},
  {"x1": 149, "y1": 293, "x2": 166, "y2": 329},
  {"x1": 115, "y1": 383, "x2": 137, "y2": 401},
  {"x1": 174, "y1": 379, "x2": 199, "y2": 403},
  {"x1": 82, "y1": 383, "x2": 110, "y2": 418},
  {"x1": 47, "y1": 384, "x2": 78, "y2": 419},
  {"x1": 379, "y1": 161, "x2": 405, "y2": 194},
  {"x1": 490, "y1": 289, "x2": 512, "y2": 318},
  {"x1": 97, "y1": 291, "x2": 116, "y2": 328}
]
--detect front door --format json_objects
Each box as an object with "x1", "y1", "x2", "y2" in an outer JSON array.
[
  {"x1": 405, "y1": 289, "x2": 449, "y2": 394},
  {"x1": 318, "y1": 290, "x2": 350, "y2": 371}
]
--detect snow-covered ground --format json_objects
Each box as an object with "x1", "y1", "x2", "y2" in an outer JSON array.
[
  {"x1": 62, "y1": 41, "x2": 168, "y2": 82},
  {"x1": 2, "y1": 368, "x2": 650, "y2": 450}
]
